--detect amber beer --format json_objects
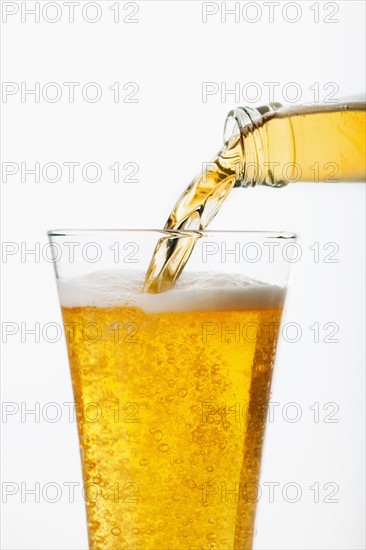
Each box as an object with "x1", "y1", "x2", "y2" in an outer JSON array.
[{"x1": 60, "y1": 270, "x2": 284, "y2": 549}]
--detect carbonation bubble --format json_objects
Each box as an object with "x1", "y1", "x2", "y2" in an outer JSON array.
[
  {"x1": 158, "y1": 443, "x2": 169, "y2": 452},
  {"x1": 111, "y1": 527, "x2": 121, "y2": 536},
  {"x1": 184, "y1": 478, "x2": 197, "y2": 489},
  {"x1": 154, "y1": 430, "x2": 163, "y2": 441}
]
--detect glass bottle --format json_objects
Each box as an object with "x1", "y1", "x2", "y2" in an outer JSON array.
[{"x1": 223, "y1": 98, "x2": 366, "y2": 187}]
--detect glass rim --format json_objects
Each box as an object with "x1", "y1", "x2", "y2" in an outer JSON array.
[{"x1": 48, "y1": 229, "x2": 297, "y2": 239}]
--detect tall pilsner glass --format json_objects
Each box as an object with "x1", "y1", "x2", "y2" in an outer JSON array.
[{"x1": 48, "y1": 229, "x2": 296, "y2": 550}]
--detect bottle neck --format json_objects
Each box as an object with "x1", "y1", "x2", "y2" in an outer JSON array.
[{"x1": 224, "y1": 102, "x2": 294, "y2": 188}]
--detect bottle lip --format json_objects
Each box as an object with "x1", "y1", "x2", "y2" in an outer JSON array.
[
  {"x1": 224, "y1": 107, "x2": 251, "y2": 143},
  {"x1": 224, "y1": 103, "x2": 282, "y2": 143}
]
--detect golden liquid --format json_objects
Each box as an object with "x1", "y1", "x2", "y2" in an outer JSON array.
[
  {"x1": 62, "y1": 304, "x2": 282, "y2": 550},
  {"x1": 144, "y1": 102, "x2": 366, "y2": 293}
]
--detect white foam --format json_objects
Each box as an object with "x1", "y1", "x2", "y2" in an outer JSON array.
[{"x1": 57, "y1": 270, "x2": 285, "y2": 312}]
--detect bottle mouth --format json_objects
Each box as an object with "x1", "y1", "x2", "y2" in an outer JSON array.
[
  {"x1": 224, "y1": 107, "x2": 252, "y2": 143},
  {"x1": 224, "y1": 107, "x2": 261, "y2": 188},
  {"x1": 224, "y1": 110, "x2": 241, "y2": 143},
  {"x1": 224, "y1": 102, "x2": 282, "y2": 143}
]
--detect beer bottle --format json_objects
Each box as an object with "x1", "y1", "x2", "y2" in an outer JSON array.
[{"x1": 224, "y1": 99, "x2": 366, "y2": 187}]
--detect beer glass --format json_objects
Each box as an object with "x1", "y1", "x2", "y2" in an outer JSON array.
[{"x1": 48, "y1": 229, "x2": 297, "y2": 550}]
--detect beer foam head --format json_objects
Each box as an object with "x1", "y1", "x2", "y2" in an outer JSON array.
[{"x1": 57, "y1": 270, "x2": 285, "y2": 312}]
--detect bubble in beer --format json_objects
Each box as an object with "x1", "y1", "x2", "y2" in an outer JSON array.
[
  {"x1": 184, "y1": 478, "x2": 197, "y2": 489},
  {"x1": 154, "y1": 430, "x2": 163, "y2": 441}
]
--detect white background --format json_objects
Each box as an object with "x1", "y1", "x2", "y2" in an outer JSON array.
[{"x1": 1, "y1": 1, "x2": 365, "y2": 549}]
